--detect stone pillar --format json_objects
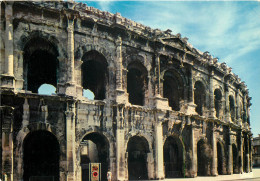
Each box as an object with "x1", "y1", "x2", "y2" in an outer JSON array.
[
  {"x1": 184, "y1": 67, "x2": 197, "y2": 115},
  {"x1": 212, "y1": 122, "x2": 217, "y2": 176},
  {"x1": 1, "y1": 106, "x2": 14, "y2": 181},
  {"x1": 155, "y1": 121, "x2": 164, "y2": 179},
  {"x1": 239, "y1": 131, "x2": 243, "y2": 173},
  {"x1": 155, "y1": 54, "x2": 160, "y2": 96},
  {"x1": 65, "y1": 104, "x2": 76, "y2": 181},
  {"x1": 116, "y1": 129, "x2": 126, "y2": 181},
  {"x1": 60, "y1": 14, "x2": 76, "y2": 96},
  {"x1": 191, "y1": 123, "x2": 197, "y2": 177},
  {"x1": 1, "y1": 2, "x2": 15, "y2": 89},
  {"x1": 225, "y1": 86, "x2": 231, "y2": 122},
  {"x1": 209, "y1": 71, "x2": 216, "y2": 118},
  {"x1": 152, "y1": 55, "x2": 170, "y2": 110},
  {"x1": 227, "y1": 127, "x2": 233, "y2": 174},
  {"x1": 115, "y1": 37, "x2": 128, "y2": 104},
  {"x1": 4, "y1": 2, "x2": 14, "y2": 76},
  {"x1": 246, "y1": 134, "x2": 250, "y2": 173}
]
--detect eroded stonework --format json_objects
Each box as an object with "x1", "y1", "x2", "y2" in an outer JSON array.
[{"x1": 0, "y1": 1, "x2": 253, "y2": 181}]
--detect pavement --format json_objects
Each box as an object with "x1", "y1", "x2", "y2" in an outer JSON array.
[{"x1": 134, "y1": 168, "x2": 260, "y2": 181}]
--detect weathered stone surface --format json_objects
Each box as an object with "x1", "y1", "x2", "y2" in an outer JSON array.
[{"x1": 0, "y1": 1, "x2": 253, "y2": 181}]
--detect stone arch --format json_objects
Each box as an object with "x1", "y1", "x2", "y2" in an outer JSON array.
[
  {"x1": 163, "y1": 135, "x2": 185, "y2": 178},
  {"x1": 194, "y1": 81, "x2": 207, "y2": 116},
  {"x1": 214, "y1": 88, "x2": 222, "y2": 118},
  {"x1": 22, "y1": 130, "x2": 60, "y2": 181},
  {"x1": 217, "y1": 140, "x2": 225, "y2": 175},
  {"x1": 79, "y1": 131, "x2": 110, "y2": 181},
  {"x1": 126, "y1": 135, "x2": 150, "y2": 180},
  {"x1": 127, "y1": 60, "x2": 148, "y2": 106},
  {"x1": 81, "y1": 50, "x2": 109, "y2": 100},
  {"x1": 197, "y1": 139, "x2": 212, "y2": 176},
  {"x1": 75, "y1": 44, "x2": 115, "y2": 68},
  {"x1": 22, "y1": 33, "x2": 61, "y2": 93},
  {"x1": 18, "y1": 30, "x2": 67, "y2": 58},
  {"x1": 229, "y1": 95, "x2": 235, "y2": 122},
  {"x1": 162, "y1": 68, "x2": 186, "y2": 111}
]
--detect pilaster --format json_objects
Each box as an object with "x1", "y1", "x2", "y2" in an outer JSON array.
[
  {"x1": 115, "y1": 36, "x2": 128, "y2": 104},
  {"x1": 154, "y1": 121, "x2": 164, "y2": 179},
  {"x1": 239, "y1": 131, "x2": 243, "y2": 173},
  {"x1": 65, "y1": 103, "x2": 76, "y2": 181},
  {"x1": 1, "y1": 106, "x2": 14, "y2": 181},
  {"x1": 211, "y1": 122, "x2": 217, "y2": 176},
  {"x1": 227, "y1": 127, "x2": 233, "y2": 174},
  {"x1": 1, "y1": 2, "x2": 14, "y2": 89},
  {"x1": 209, "y1": 70, "x2": 216, "y2": 119},
  {"x1": 61, "y1": 14, "x2": 76, "y2": 97},
  {"x1": 116, "y1": 129, "x2": 126, "y2": 181},
  {"x1": 191, "y1": 123, "x2": 197, "y2": 177}
]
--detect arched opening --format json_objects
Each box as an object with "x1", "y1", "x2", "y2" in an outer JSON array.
[
  {"x1": 197, "y1": 139, "x2": 212, "y2": 176},
  {"x1": 127, "y1": 61, "x2": 148, "y2": 106},
  {"x1": 194, "y1": 81, "x2": 206, "y2": 116},
  {"x1": 80, "y1": 132, "x2": 109, "y2": 181},
  {"x1": 232, "y1": 144, "x2": 239, "y2": 173},
  {"x1": 38, "y1": 84, "x2": 56, "y2": 95},
  {"x1": 163, "y1": 136, "x2": 183, "y2": 178},
  {"x1": 24, "y1": 37, "x2": 59, "y2": 93},
  {"x1": 217, "y1": 142, "x2": 224, "y2": 175},
  {"x1": 82, "y1": 50, "x2": 108, "y2": 100},
  {"x1": 229, "y1": 96, "x2": 235, "y2": 122},
  {"x1": 127, "y1": 136, "x2": 149, "y2": 180},
  {"x1": 23, "y1": 130, "x2": 59, "y2": 181},
  {"x1": 214, "y1": 89, "x2": 222, "y2": 118},
  {"x1": 163, "y1": 70, "x2": 184, "y2": 111}
]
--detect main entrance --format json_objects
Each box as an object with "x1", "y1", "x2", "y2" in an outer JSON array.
[{"x1": 23, "y1": 130, "x2": 60, "y2": 181}]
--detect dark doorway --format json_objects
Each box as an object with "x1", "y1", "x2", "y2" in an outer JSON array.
[
  {"x1": 23, "y1": 130, "x2": 59, "y2": 181},
  {"x1": 232, "y1": 144, "x2": 239, "y2": 173},
  {"x1": 197, "y1": 140, "x2": 212, "y2": 176},
  {"x1": 127, "y1": 136, "x2": 149, "y2": 180},
  {"x1": 229, "y1": 96, "x2": 235, "y2": 122},
  {"x1": 217, "y1": 142, "x2": 224, "y2": 175},
  {"x1": 24, "y1": 38, "x2": 59, "y2": 93},
  {"x1": 127, "y1": 62, "x2": 147, "y2": 106},
  {"x1": 163, "y1": 136, "x2": 183, "y2": 178},
  {"x1": 82, "y1": 51, "x2": 108, "y2": 100},
  {"x1": 81, "y1": 132, "x2": 109, "y2": 181}
]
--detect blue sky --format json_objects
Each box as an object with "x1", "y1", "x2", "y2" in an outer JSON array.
[{"x1": 75, "y1": 0, "x2": 260, "y2": 137}]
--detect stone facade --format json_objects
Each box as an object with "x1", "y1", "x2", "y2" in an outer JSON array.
[{"x1": 0, "y1": 1, "x2": 253, "y2": 181}]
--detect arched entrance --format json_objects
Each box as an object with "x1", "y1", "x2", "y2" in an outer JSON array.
[
  {"x1": 23, "y1": 37, "x2": 59, "y2": 93},
  {"x1": 80, "y1": 132, "x2": 109, "y2": 181},
  {"x1": 217, "y1": 142, "x2": 224, "y2": 175},
  {"x1": 82, "y1": 50, "x2": 108, "y2": 100},
  {"x1": 214, "y1": 89, "x2": 222, "y2": 118},
  {"x1": 23, "y1": 130, "x2": 59, "y2": 181},
  {"x1": 232, "y1": 144, "x2": 239, "y2": 173},
  {"x1": 163, "y1": 136, "x2": 183, "y2": 178},
  {"x1": 127, "y1": 136, "x2": 149, "y2": 180},
  {"x1": 197, "y1": 139, "x2": 212, "y2": 176}
]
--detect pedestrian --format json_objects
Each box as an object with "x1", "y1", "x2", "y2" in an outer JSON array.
[{"x1": 107, "y1": 170, "x2": 112, "y2": 181}]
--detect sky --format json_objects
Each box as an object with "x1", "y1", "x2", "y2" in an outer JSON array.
[{"x1": 75, "y1": 0, "x2": 260, "y2": 137}]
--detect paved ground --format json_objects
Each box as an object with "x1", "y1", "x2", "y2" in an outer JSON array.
[
  {"x1": 135, "y1": 168, "x2": 260, "y2": 181},
  {"x1": 164, "y1": 168, "x2": 260, "y2": 181}
]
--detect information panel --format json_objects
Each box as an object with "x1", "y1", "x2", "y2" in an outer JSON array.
[{"x1": 89, "y1": 163, "x2": 101, "y2": 181}]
